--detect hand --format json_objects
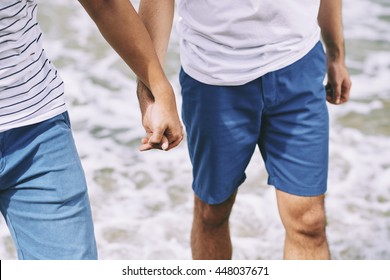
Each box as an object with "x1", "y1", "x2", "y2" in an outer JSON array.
[
  {"x1": 137, "y1": 82, "x2": 184, "y2": 151},
  {"x1": 139, "y1": 101, "x2": 184, "y2": 151},
  {"x1": 325, "y1": 59, "x2": 352, "y2": 105}
]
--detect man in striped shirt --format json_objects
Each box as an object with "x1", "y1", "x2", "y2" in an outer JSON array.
[{"x1": 0, "y1": 0, "x2": 183, "y2": 259}]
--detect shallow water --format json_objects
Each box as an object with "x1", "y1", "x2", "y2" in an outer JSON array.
[{"x1": 0, "y1": 0, "x2": 389, "y2": 259}]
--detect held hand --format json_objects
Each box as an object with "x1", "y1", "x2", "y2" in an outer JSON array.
[
  {"x1": 137, "y1": 82, "x2": 184, "y2": 151},
  {"x1": 325, "y1": 60, "x2": 352, "y2": 105},
  {"x1": 139, "y1": 101, "x2": 184, "y2": 151}
]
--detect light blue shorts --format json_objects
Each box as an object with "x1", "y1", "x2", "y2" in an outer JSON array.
[
  {"x1": 180, "y1": 42, "x2": 329, "y2": 204},
  {"x1": 0, "y1": 112, "x2": 97, "y2": 259}
]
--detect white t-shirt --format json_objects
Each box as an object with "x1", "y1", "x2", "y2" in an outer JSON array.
[
  {"x1": 0, "y1": 0, "x2": 66, "y2": 132},
  {"x1": 177, "y1": 0, "x2": 322, "y2": 85}
]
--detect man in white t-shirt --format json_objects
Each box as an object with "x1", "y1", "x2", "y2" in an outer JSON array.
[{"x1": 138, "y1": 0, "x2": 351, "y2": 259}]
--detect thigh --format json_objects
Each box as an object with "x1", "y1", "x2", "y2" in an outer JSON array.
[
  {"x1": 259, "y1": 42, "x2": 329, "y2": 197},
  {"x1": 180, "y1": 69, "x2": 263, "y2": 204},
  {"x1": 0, "y1": 112, "x2": 97, "y2": 259},
  {"x1": 276, "y1": 189, "x2": 326, "y2": 232}
]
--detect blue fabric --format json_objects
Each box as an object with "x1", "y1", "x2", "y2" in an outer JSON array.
[
  {"x1": 0, "y1": 112, "x2": 97, "y2": 259},
  {"x1": 180, "y1": 41, "x2": 329, "y2": 204}
]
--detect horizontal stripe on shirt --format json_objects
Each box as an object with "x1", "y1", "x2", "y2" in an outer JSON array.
[{"x1": 0, "y1": 0, "x2": 66, "y2": 132}]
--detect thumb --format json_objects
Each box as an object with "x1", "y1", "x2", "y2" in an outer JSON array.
[
  {"x1": 161, "y1": 135, "x2": 169, "y2": 151},
  {"x1": 334, "y1": 86, "x2": 341, "y2": 104}
]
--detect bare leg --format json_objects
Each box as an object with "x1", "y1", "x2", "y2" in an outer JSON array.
[
  {"x1": 276, "y1": 190, "x2": 330, "y2": 259},
  {"x1": 191, "y1": 192, "x2": 237, "y2": 260}
]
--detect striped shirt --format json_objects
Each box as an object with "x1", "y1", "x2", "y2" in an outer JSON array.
[{"x1": 0, "y1": 0, "x2": 66, "y2": 132}]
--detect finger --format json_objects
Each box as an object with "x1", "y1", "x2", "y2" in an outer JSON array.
[
  {"x1": 164, "y1": 125, "x2": 184, "y2": 144},
  {"x1": 325, "y1": 83, "x2": 337, "y2": 103},
  {"x1": 326, "y1": 82, "x2": 343, "y2": 105},
  {"x1": 333, "y1": 84, "x2": 342, "y2": 104},
  {"x1": 340, "y1": 81, "x2": 352, "y2": 104},
  {"x1": 161, "y1": 135, "x2": 169, "y2": 151},
  {"x1": 140, "y1": 134, "x2": 158, "y2": 151},
  {"x1": 149, "y1": 127, "x2": 164, "y2": 145},
  {"x1": 139, "y1": 143, "x2": 153, "y2": 151},
  {"x1": 165, "y1": 135, "x2": 184, "y2": 151},
  {"x1": 325, "y1": 84, "x2": 334, "y2": 103},
  {"x1": 139, "y1": 142, "x2": 164, "y2": 152}
]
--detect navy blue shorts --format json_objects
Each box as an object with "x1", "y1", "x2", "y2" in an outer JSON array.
[{"x1": 180, "y1": 42, "x2": 329, "y2": 204}]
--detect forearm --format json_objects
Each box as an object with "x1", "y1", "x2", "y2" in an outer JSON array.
[
  {"x1": 139, "y1": 0, "x2": 174, "y2": 64},
  {"x1": 318, "y1": 0, "x2": 345, "y2": 62},
  {"x1": 318, "y1": 0, "x2": 351, "y2": 104},
  {"x1": 78, "y1": 0, "x2": 172, "y2": 101},
  {"x1": 137, "y1": 0, "x2": 175, "y2": 109}
]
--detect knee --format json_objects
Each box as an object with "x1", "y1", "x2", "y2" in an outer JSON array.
[
  {"x1": 297, "y1": 211, "x2": 326, "y2": 238},
  {"x1": 197, "y1": 206, "x2": 230, "y2": 228},
  {"x1": 285, "y1": 208, "x2": 327, "y2": 241},
  {"x1": 194, "y1": 195, "x2": 235, "y2": 228}
]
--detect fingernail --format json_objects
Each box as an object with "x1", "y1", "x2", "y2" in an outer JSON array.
[{"x1": 162, "y1": 142, "x2": 169, "y2": 150}]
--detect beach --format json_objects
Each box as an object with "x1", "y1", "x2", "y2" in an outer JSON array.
[{"x1": 0, "y1": 0, "x2": 389, "y2": 260}]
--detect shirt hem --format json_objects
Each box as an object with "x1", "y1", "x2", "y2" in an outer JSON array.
[
  {"x1": 0, "y1": 106, "x2": 68, "y2": 133},
  {"x1": 181, "y1": 37, "x2": 321, "y2": 86}
]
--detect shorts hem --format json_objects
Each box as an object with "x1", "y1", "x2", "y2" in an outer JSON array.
[
  {"x1": 268, "y1": 177, "x2": 327, "y2": 197},
  {"x1": 192, "y1": 175, "x2": 246, "y2": 205}
]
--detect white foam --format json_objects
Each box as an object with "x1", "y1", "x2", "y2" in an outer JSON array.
[{"x1": 0, "y1": 0, "x2": 389, "y2": 260}]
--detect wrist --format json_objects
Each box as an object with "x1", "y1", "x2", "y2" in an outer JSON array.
[
  {"x1": 150, "y1": 79, "x2": 176, "y2": 104},
  {"x1": 137, "y1": 80, "x2": 154, "y2": 115},
  {"x1": 326, "y1": 52, "x2": 345, "y2": 63},
  {"x1": 324, "y1": 39, "x2": 345, "y2": 63}
]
